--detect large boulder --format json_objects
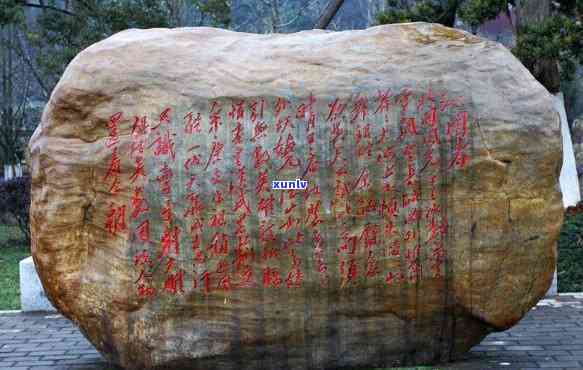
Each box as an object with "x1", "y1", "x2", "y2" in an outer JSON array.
[{"x1": 28, "y1": 23, "x2": 563, "y2": 369}]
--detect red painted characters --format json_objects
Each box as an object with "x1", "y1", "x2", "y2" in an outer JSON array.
[{"x1": 102, "y1": 89, "x2": 471, "y2": 300}]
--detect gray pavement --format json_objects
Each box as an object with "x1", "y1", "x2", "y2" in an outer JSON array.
[{"x1": 0, "y1": 294, "x2": 582, "y2": 370}]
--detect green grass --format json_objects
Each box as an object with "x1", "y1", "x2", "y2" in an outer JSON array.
[{"x1": 0, "y1": 224, "x2": 29, "y2": 310}]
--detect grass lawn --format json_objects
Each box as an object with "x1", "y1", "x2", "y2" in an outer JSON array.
[{"x1": 0, "y1": 224, "x2": 29, "y2": 310}]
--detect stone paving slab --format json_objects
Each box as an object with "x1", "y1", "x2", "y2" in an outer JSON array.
[{"x1": 0, "y1": 294, "x2": 582, "y2": 370}]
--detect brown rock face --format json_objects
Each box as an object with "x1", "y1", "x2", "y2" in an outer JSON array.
[{"x1": 29, "y1": 23, "x2": 563, "y2": 369}]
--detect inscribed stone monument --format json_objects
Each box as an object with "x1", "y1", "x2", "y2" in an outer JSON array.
[{"x1": 29, "y1": 23, "x2": 563, "y2": 369}]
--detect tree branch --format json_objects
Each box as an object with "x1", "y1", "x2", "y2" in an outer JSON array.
[
  {"x1": 313, "y1": 0, "x2": 345, "y2": 29},
  {"x1": 274, "y1": 0, "x2": 315, "y2": 29},
  {"x1": 14, "y1": 29, "x2": 50, "y2": 99},
  {"x1": 22, "y1": 1, "x2": 75, "y2": 16}
]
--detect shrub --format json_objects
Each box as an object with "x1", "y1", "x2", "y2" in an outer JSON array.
[
  {"x1": 0, "y1": 175, "x2": 30, "y2": 246},
  {"x1": 558, "y1": 204, "x2": 583, "y2": 292},
  {"x1": 512, "y1": 15, "x2": 583, "y2": 93}
]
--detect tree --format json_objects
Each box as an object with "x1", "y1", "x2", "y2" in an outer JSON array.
[
  {"x1": 376, "y1": 0, "x2": 462, "y2": 27},
  {"x1": 192, "y1": 0, "x2": 232, "y2": 27},
  {"x1": 513, "y1": 14, "x2": 583, "y2": 93},
  {"x1": 0, "y1": 0, "x2": 233, "y2": 171},
  {"x1": 0, "y1": 1, "x2": 233, "y2": 94},
  {"x1": 232, "y1": 0, "x2": 325, "y2": 34},
  {"x1": 0, "y1": 18, "x2": 35, "y2": 170},
  {"x1": 459, "y1": 0, "x2": 508, "y2": 32},
  {"x1": 25, "y1": 1, "x2": 175, "y2": 92},
  {"x1": 376, "y1": 0, "x2": 583, "y2": 94}
]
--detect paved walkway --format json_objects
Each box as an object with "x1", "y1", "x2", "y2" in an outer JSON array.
[{"x1": 0, "y1": 294, "x2": 582, "y2": 370}]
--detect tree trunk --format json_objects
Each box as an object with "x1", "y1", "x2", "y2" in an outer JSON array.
[
  {"x1": 270, "y1": 0, "x2": 281, "y2": 32},
  {"x1": 515, "y1": 0, "x2": 550, "y2": 27},
  {"x1": 314, "y1": 0, "x2": 345, "y2": 29}
]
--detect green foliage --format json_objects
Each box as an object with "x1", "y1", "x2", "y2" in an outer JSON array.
[
  {"x1": 376, "y1": 1, "x2": 459, "y2": 27},
  {"x1": 26, "y1": 0, "x2": 173, "y2": 88},
  {"x1": 0, "y1": 0, "x2": 24, "y2": 25},
  {"x1": 0, "y1": 176, "x2": 31, "y2": 245},
  {"x1": 0, "y1": 0, "x2": 232, "y2": 92},
  {"x1": 458, "y1": 0, "x2": 508, "y2": 29},
  {"x1": 376, "y1": 0, "x2": 510, "y2": 28},
  {"x1": 0, "y1": 223, "x2": 25, "y2": 248},
  {"x1": 376, "y1": 9, "x2": 413, "y2": 24},
  {"x1": 558, "y1": 208, "x2": 583, "y2": 292},
  {"x1": 555, "y1": 0, "x2": 583, "y2": 16},
  {"x1": 512, "y1": 15, "x2": 583, "y2": 84},
  {"x1": 192, "y1": 0, "x2": 231, "y2": 27}
]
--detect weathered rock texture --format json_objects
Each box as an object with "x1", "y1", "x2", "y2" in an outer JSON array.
[{"x1": 29, "y1": 23, "x2": 563, "y2": 369}]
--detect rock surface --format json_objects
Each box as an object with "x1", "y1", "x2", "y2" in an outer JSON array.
[{"x1": 29, "y1": 23, "x2": 563, "y2": 369}]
